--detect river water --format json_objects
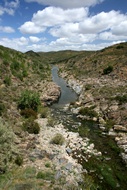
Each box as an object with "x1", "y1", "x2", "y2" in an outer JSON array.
[{"x1": 51, "y1": 66, "x2": 127, "y2": 190}]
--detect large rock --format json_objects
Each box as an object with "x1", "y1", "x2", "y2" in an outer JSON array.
[
  {"x1": 40, "y1": 82, "x2": 61, "y2": 105},
  {"x1": 114, "y1": 125, "x2": 127, "y2": 132}
]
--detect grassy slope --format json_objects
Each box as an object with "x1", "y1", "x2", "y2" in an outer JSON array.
[
  {"x1": 0, "y1": 45, "x2": 51, "y2": 180},
  {"x1": 57, "y1": 42, "x2": 127, "y2": 79}
]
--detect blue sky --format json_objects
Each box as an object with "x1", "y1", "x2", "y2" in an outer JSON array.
[{"x1": 0, "y1": 0, "x2": 127, "y2": 52}]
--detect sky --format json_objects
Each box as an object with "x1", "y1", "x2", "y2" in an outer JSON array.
[{"x1": 0, "y1": 0, "x2": 127, "y2": 52}]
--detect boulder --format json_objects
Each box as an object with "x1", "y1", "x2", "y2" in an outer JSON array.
[{"x1": 114, "y1": 125, "x2": 127, "y2": 132}]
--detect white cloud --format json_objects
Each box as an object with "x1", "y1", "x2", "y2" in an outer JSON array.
[
  {"x1": 25, "y1": 0, "x2": 104, "y2": 9},
  {"x1": 0, "y1": 26, "x2": 15, "y2": 33},
  {"x1": 5, "y1": 0, "x2": 20, "y2": 9},
  {"x1": 19, "y1": 21, "x2": 45, "y2": 34},
  {"x1": 99, "y1": 31, "x2": 127, "y2": 41},
  {"x1": 0, "y1": 36, "x2": 29, "y2": 51},
  {"x1": 79, "y1": 11, "x2": 126, "y2": 34},
  {"x1": 112, "y1": 21, "x2": 127, "y2": 36},
  {"x1": 29, "y1": 36, "x2": 41, "y2": 43},
  {"x1": 0, "y1": 35, "x2": 125, "y2": 53},
  {"x1": 0, "y1": 0, "x2": 19, "y2": 16},
  {"x1": 49, "y1": 23, "x2": 79, "y2": 37},
  {"x1": 19, "y1": 7, "x2": 88, "y2": 34}
]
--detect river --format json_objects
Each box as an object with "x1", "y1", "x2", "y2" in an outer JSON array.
[{"x1": 51, "y1": 66, "x2": 127, "y2": 190}]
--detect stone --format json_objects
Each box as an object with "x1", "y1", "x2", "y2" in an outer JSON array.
[
  {"x1": 114, "y1": 125, "x2": 127, "y2": 132},
  {"x1": 65, "y1": 162, "x2": 73, "y2": 170},
  {"x1": 66, "y1": 148, "x2": 73, "y2": 154},
  {"x1": 99, "y1": 117, "x2": 106, "y2": 125},
  {"x1": 55, "y1": 170, "x2": 62, "y2": 180}
]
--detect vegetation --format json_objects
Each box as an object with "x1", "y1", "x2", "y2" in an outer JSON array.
[
  {"x1": 20, "y1": 108, "x2": 38, "y2": 119},
  {"x1": 50, "y1": 133, "x2": 65, "y2": 145},
  {"x1": 114, "y1": 94, "x2": 127, "y2": 104},
  {"x1": 1, "y1": 42, "x2": 127, "y2": 189},
  {"x1": 36, "y1": 171, "x2": 54, "y2": 181},
  {"x1": 18, "y1": 90, "x2": 41, "y2": 112},
  {"x1": 15, "y1": 155, "x2": 23, "y2": 166},
  {"x1": 22, "y1": 118, "x2": 40, "y2": 134},
  {"x1": 79, "y1": 106, "x2": 98, "y2": 118},
  {"x1": 103, "y1": 65, "x2": 113, "y2": 75}
]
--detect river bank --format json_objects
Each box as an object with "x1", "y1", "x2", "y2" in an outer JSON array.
[{"x1": 59, "y1": 69, "x2": 127, "y2": 165}]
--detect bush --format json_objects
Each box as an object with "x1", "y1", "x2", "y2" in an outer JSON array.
[
  {"x1": 79, "y1": 106, "x2": 98, "y2": 118},
  {"x1": 50, "y1": 133, "x2": 65, "y2": 145},
  {"x1": 38, "y1": 106, "x2": 48, "y2": 118},
  {"x1": 15, "y1": 155, "x2": 23, "y2": 166},
  {"x1": 114, "y1": 94, "x2": 127, "y2": 104},
  {"x1": 3, "y1": 75, "x2": 11, "y2": 86},
  {"x1": 36, "y1": 171, "x2": 54, "y2": 181},
  {"x1": 0, "y1": 103, "x2": 5, "y2": 116},
  {"x1": 105, "y1": 119, "x2": 115, "y2": 130},
  {"x1": 18, "y1": 90, "x2": 41, "y2": 112},
  {"x1": 103, "y1": 65, "x2": 113, "y2": 75},
  {"x1": 20, "y1": 108, "x2": 37, "y2": 119},
  {"x1": 22, "y1": 118, "x2": 40, "y2": 134},
  {"x1": 116, "y1": 45, "x2": 124, "y2": 49}
]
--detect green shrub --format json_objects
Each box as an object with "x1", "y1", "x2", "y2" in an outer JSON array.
[
  {"x1": 3, "y1": 75, "x2": 11, "y2": 86},
  {"x1": 36, "y1": 171, "x2": 54, "y2": 181},
  {"x1": 50, "y1": 133, "x2": 65, "y2": 145},
  {"x1": 0, "y1": 103, "x2": 5, "y2": 116},
  {"x1": 20, "y1": 108, "x2": 37, "y2": 119},
  {"x1": 114, "y1": 94, "x2": 127, "y2": 104},
  {"x1": 85, "y1": 84, "x2": 92, "y2": 90},
  {"x1": 22, "y1": 69, "x2": 28, "y2": 77},
  {"x1": 38, "y1": 106, "x2": 48, "y2": 118},
  {"x1": 105, "y1": 119, "x2": 115, "y2": 130},
  {"x1": 116, "y1": 45, "x2": 124, "y2": 49},
  {"x1": 15, "y1": 155, "x2": 23, "y2": 166},
  {"x1": 103, "y1": 65, "x2": 113, "y2": 75},
  {"x1": 45, "y1": 162, "x2": 51, "y2": 168},
  {"x1": 10, "y1": 61, "x2": 20, "y2": 71},
  {"x1": 79, "y1": 107, "x2": 98, "y2": 118},
  {"x1": 22, "y1": 118, "x2": 40, "y2": 134},
  {"x1": 18, "y1": 90, "x2": 41, "y2": 112}
]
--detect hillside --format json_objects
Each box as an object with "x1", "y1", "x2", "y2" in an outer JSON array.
[
  {"x1": 57, "y1": 42, "x2": 127, "y2": 79},
  {"x1": 0, "y1": 43, "x2": 127, "y2": 189},
  {"x1": 57, "y1": 42, "x2": 127, "y2": 167}
]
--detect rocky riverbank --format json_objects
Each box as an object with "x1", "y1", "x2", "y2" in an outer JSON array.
[
  {"x1": 60, "y1": 72, "x2": 127, "y2": 165},
  {"x1": 16, "y1": 117, "x2": 102, "y2": 189}
]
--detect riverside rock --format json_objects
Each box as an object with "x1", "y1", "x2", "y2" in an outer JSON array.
[{"x1": 40, "y1": 82, "x2": 61, "y2": 105}]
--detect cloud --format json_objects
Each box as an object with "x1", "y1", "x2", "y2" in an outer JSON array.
[
  {"x1": 0, "y1": 36, "x2": 29, "y2": 51},
  {"x1": 79, "y1": 10, "x2": 126, "y2": 34},
  {"x1": 5, "y1": 0, "x2": 20, "y2": 9},
  {"x1": 19, "y1": 7, "x2": 88, "y2": 34},
  {"x1": 19, "y1": 21, "x2": 45, "y2": 34},
  {"x1": 25, "y1": 0, "x2": 104, "y2": 9},
  {"x1": 29, "y1": 36, "x2": 41, "y2": 43},
  {"x1": 112, "y1": 20, "x2": 127, "y2": 36},
  {"x1": 0, "y1": 26, "x2": 15, "y2": 33},
  {"x1": 0, "y1": 35, "x2": 125, "y2": 53},
  {"x1": 99, "y1": 31, "x2": 127, "y2": 41},
  {"x1": 0, "y1": 0, "x2": 19, "y2": 16}
]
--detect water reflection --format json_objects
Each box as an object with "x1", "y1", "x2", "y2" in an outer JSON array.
[{"x1": 51, "y1": 66, "x2": 77, "y2": 106}]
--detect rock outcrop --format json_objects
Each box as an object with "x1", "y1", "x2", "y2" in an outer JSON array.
[{"x1": 39, "y1": 81, "x2": 61, "y2": 105}]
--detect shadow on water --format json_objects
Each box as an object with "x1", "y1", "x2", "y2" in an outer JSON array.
[{"x1": 51, "y1": 66, "x2": 127, "y2": 190}]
